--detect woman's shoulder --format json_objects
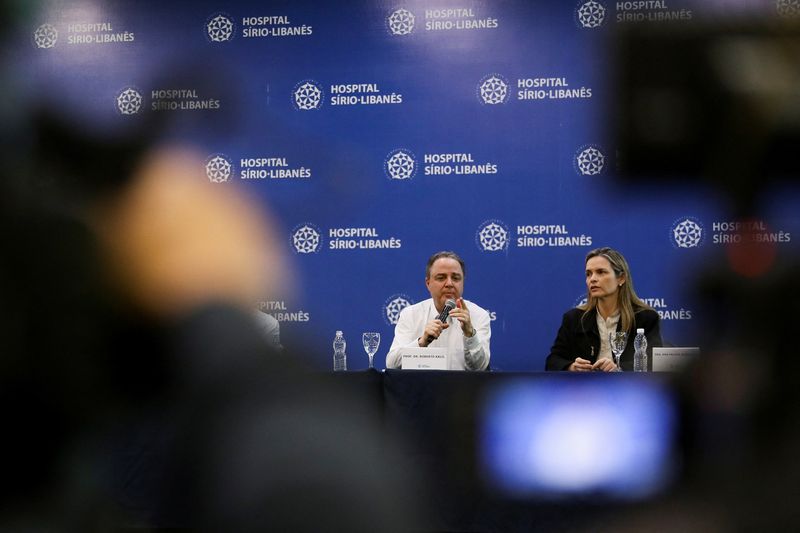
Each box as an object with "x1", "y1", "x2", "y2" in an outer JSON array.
[
  {"x1": 563, "y1": 307, "x2": 586, "y2": 321},
  {"x1": 634, "y1": 307, "x2": 660, "y2": 323}
]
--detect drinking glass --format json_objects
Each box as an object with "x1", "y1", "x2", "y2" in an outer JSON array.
[
  {"x1": 362, "y1": 332, "x2": 380, "y2": 369},
  {"x1": 609, "y1": 331, "x2": 628, "y2": 371}
]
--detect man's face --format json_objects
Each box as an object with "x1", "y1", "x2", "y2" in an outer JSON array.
[{"x1": 425, "y1": 257, "x2": 464, "y2": 311}]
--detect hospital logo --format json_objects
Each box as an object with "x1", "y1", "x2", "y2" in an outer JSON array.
[
  {"x1": 387, "y1": 8, "x2": 415, "y2": 35},
  {"x1": 292, "y1": 80, "x2": 324, "y2": 110},
  {"x1": 575, "y1": 145, "x2": 606, "y2": 176},
  {"x1": 33, "y1": 24, "x2": 58, "y2": 48},
  {"x1": 671, "y1": 217, "x2": 704, "y2": 249},
  {"x1": 206, "y1": 14, "x2": 235, "y2": 42},
  {"x1": 116, "y1": 87, "x2": 143, "y2": 115},
  {"x1": 383, "y1": 294, "x2": 414, "y2": 325},
  {"x1": 576, "y1": 1, "x2": 607, "y2": 28},
  {"x1": 641, "y1": 297, "x2": 693, "y2": 320},
  {"x1": 291, "y1": 223, "x2": 323, "y2": 254},
  {"x1": 777, "y1": 0, "x2": 800, "y2": 17},
  {"x1": 476, "y1": 219, "x2": 510, "y2": 252},
  {"x1": 385, "y1": 149, "x2": 417, "y2": 180},
  {"x1": 478, "y1": 74, "x2": 509, "y2": 105},
  {"x1": 205, "y1": 154, "x2": 233, "y2": 183}
]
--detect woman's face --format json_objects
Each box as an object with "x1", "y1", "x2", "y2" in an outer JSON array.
[{"x1": 585, "y1": 255, "x2": 624, "y2": 301}]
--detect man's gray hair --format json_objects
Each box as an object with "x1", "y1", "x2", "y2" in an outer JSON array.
[{"x1": 425, "y1": 251, "x2": 465, "y2": 279}]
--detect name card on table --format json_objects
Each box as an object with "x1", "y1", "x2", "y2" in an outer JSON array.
[
  {"x1": 652, "y1": 347, "x2": 700, "y2": 372},
  {"x1": 401, "y1": 347, "x2": 448, "y2": 370}
]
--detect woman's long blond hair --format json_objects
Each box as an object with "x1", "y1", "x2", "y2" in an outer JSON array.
[{"x1": 579, "y1": 247, "x2": 651, "y2": 333}]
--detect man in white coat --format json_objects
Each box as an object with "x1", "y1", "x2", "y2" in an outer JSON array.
[{"x1": 386, "y1": 251, "x2": 491, "y2": 371}]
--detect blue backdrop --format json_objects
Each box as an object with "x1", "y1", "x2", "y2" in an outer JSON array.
[{"x1": 16, "y1": 0, "x2": 800, "y2": 370}]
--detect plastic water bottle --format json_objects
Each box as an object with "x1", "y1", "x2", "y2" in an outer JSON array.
[
  {"x1": 333, "y1": 330, "x2": 347, "y2": 371},
  {"x1": 633, "y1": 328, "x2": 647, "y2": 372}
]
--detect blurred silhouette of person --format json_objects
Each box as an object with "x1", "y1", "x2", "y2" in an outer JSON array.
[
  {"x1": 2, "y1": 118, "x2": 424, "y2": 533},
  {"x1": 594, "y1": 20, "x2": 800, "y2": 532},
  {"x1": 0, "y1": 6, "x2": 424, "y2": 532}
]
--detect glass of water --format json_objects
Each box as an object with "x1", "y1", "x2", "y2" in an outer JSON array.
[
  {"x1": 609, "y1": 331, "x2": 628, "y2": 371},
  {"x1": 362, "y1": 332, "x2": 380, "y2": 369}
]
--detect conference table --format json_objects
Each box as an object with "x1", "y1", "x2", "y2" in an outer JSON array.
[
  {"x1": 328, "y1": 369, "x2": 677, "y2": 532},
  {"x1": 108, "y1": 365, "x2": 680, "y2": 531}
]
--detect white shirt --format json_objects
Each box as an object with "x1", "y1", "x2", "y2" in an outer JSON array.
[
  {"x1": 596, "y1": 311, "x2": 620, "y2": 361},
  {"x1": 386, "y1": 298, "x2": 491, "y2": 371}
]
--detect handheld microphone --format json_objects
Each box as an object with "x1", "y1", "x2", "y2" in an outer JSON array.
[{"x1": 426, "y1": 298, "x2": 456, "y2": 344}]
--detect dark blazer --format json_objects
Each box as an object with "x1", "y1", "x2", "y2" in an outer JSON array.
[{"x1": 545, "y1": 307, "x2": 662, "y2": 371}]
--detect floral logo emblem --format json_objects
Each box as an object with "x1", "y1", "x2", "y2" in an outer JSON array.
[
  {"x1": 577, "y1": 1, "x2": 607, "y2": 28},
  {"x1": 206, "y1": 155, "x2": 233, "y2": 183},
  {"x1": 671, "y1": 217, "x2": 704, "y2": 248},
  {"x1": 385, "y1": 149, "x2": 417, "y2": 180},
  {"x1": 388, "y1": 9, "x2": 415, "y2": 35},
  {"x1": 476, "y1": 220, "x2": 510, "y2": 252},
  {"x1": 291, "y1": 223, "x2": 323, "y2": 253},
  {"x1": 116, "y1": 88, "x2": 143, "y2": 115},
  {"x1": 207, "y1": 14, "x2": 235, "y2": 42},
  {"x1": 575, "y1": 146, "x2": 606, "y2": 176},
  {"x1": 34, "y1": 24, "x2": 58, "y2": 48},
  {"x1": 478, "y1": 74, "x2": 510, "y2": 105}
]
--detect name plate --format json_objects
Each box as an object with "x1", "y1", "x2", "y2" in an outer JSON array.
[
  {"x1": 652, "y1": 347, "x2": 700, "y2": 372},
  {"x1": 401, "y1": 347, "x2": 448, "y2": 370}
]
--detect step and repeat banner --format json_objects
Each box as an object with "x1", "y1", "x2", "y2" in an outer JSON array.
[{"x1": 19, "y1": 0, "x2": 799, "y2": 370}]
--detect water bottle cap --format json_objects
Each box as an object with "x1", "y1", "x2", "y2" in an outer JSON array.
[
  {"x1": 335, "y1": 330, "x2": 343, "y2": 336},
  {"x1": 636, "y1": 328, "x2": 644, "y2": 334}
]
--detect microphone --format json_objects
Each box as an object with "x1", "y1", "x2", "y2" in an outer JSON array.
[{"x1": 426, "y1": 298, "x2": 456, "y2": 344}]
